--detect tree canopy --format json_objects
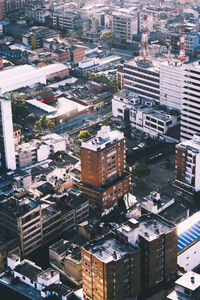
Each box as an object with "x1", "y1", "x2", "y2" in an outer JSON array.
[
  {"x1": 78, "y1": 130, "x2": 92, "y2": 141},
  {"x1": 9, "y1": 92, "x2": 27, "y2": 122},
  {"x1": 33, "y1": 115, "x2": 54, "y2": 136},
  {"x1": 100, "y1": 30, "x2": 116, "y2": 53}
]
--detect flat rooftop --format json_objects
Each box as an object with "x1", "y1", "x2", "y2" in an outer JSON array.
[
  {"x1": 83, "y1": 232, "x2": 137, "y2": 263},
  {"x1": 139, "y1": 214, "x2": 175, "y2": 241},
  {"x1": 124, "y1": 57, "x2": 164, "y2": 73},
  {"x1": 177, "y1": 134, "x2": 200, "y2": 153},
  {"x1": 81, "y1": 126, "x2": 124, "y2": 152},
  {"x1": 175, "y1": 271, "x2": 200, "y2": 291}
]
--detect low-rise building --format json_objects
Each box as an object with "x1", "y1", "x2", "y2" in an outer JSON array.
[
  {"x1": 78, "y1": 55, "x2": 121, "y2": 74},
  {"x1": 49, "y1": 239, "x2": 82, "y2": 286},
  {"x1": 167, "y1": 271, "x2": 200, "y2": 300},
  {"x1": 16, "y1": 133, "x2": 66, "y2": 168},
  {"x1": 112, "y1": 89, "x2": 180, "y2": 139},
  {"x1": 7, "y1": 255, "x2": 74, "y2": 300},
  {"x1": 177, "y1": 212, "x2": 200, "y2": 271}
]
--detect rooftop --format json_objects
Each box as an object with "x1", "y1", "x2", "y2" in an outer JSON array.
[
  {"x1": 83, "y1": 232, "x2": 137, "y2": 263},
  {"x1": 176, "y1": 271, "x2": 200, "y2": 291},
  {"x1": 139, "y1": 214, "x2": 175, "y2": 241},
  {"x1": 49, "y1": 239, "x2": 69, "y2": 256},
  {"x1": 15, "y1": 261, "x2": 42, "y2": 282},
  {"x1": 81, "y1": 126, "x2": 124, "y2": 152},
  {"x1": 177, "y1": 133, "x2": 200, "y2": 153}
]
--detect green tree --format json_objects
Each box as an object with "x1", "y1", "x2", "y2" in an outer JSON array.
[
  {"x1": 100, "y1": 30, "x2": 116, "y2": 53},
  {"x1": 78, "y1": 130, "x2": 92, "y2": 141},
  {"x1": 9, "y1": 92, "x2": 27, "y2": 122},
  {"x1": 33, "y1": 115, "x2": 54, "y2": 135}
]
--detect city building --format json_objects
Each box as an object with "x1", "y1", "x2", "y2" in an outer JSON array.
[
  {"x1": 81, "y1": 231, "x2": 141, "y2": 300},
  {"x1": 49, "y1": 239, "x2": 83, "y2": 286},
  {"x1": 0, "y1": 97, "x2": 16, "y2": 171},
  {"x1": 52, "y1": 11, "x2": 78, "y2": 31},
  {"x1": 0, "y1": 63, "x2": 69, "y2": 95},
  {"x1": 0, "y1": 194, "x2": 42, "y2": 258},
  {"x1": 141, "y1": 191, "x2": 189, "y2": 224},
  {"x1": 181, "y1": 60, "x2": 200, "y2": 141},
  {"x1": 16, "y1": 133, "x2": 66, "y2": 168},
  {"x1": 78, "y1": 55, "x2": 121, "y2": 74},
  {"x1": 112, "y1": 89, "x2": 179, "y2": 139},
  {"x1": 7, "y1": 255, "x2": 74, "y2": 300},
  {"x1": 118, "y1": 214, "x2": 177, "y2": 295},
  {"x1": 79, "y1": 126, "x2": 130, "y2": 209},
  {"x1": 167, "y1": 271, "x2": 200, "y2": 300},
  {"x1": 111, "y1": 9, "x2": 138, "y2": 43},
  {"x1": 160, "y1": 59, "x2": 184, "y2": 111},
  {"x1": 177, "y1": 211, "x2": 200, "y2": 271},
  {"x1": 123, "y1": 57, "x2": 162, "y2": 103},
  {"x1": 175, "y1": 133, "x2": 200, "y2": 194}
]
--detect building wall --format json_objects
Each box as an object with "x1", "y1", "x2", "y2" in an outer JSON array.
[
  {"x1": 81, "y1": 139, "x2": 125, "y2": 187},
  {"x1": 178, "y1": 240, "x2": 200, "y2": 271},
  {"x1": 64, "y1": 257, "x2": 82, "y2": 283},
  {"x1": 81, "y1": 246, "x2": 141, "y2": 300}
]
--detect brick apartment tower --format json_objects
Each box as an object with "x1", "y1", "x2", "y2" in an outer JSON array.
[
  {"x1": 81, "y1": 232, "x2": 141, "y2": 300},
  {"x1": 138, "y1": 214, "x2": 177, "y2": 296},
  {"x1": 79, "y1": 126, "x2": 130, "y2": 209},
  {"x1": 175, "y1": 133, "x2": 200, "y2": 194}
]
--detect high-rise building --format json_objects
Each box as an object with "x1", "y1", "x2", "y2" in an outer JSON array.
[
  {"x1": 160, "y1": 59, "x2": 184, "y2": 112},
  {"x1": 81, "y1": 214, "x2": 177, "y2": 300},
  {"x1": 118, "y1": 215, "x2": 177, "y2": 295},
  {"x1": 138, "y1": 214, "x2": 177, "y2": 294},
  {"x1": 181, "y1": 60, "x2": 200, "y2": 141},
  {"x1": 79, "y1": 126, "x2": 130, "y2": 209},
  {"x1": 123, "y1": 57, "x2": 161, "y2": 103},
  {"x1": 81, "y1": 231, "x2": 141, "y2": 300},
  {"x1": 0, "y1": 97, "x2": 16, "y2": 171},
  {"x1": 175, "y1": 133, "x2": 200, "y2": 194}
]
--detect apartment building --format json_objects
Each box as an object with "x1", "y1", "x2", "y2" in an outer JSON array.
[
  {"x1": 123, "y1": 57, "x2": 161, "y2": 103},
  {"x1": 138, "y1": 214, "x2": 177, "y2": 293},
  {"x1": 81, "y1": 231, "x2": 141, "y2": 300},
  {"x1": 79, "y1": 126, "x2": 130, "y2": 209},
  {"x1": 52, "y1": 11, "x2": 78, "y2": 31},
  {"x1": 0, "y1": 97, "x2": 16, "y2": 171},
  {"x1": 175, "y1": 133, "x2": 200, "y2": 194},
  {"x1": 112, "y1": 89, "x2": 179, "y2": 139},
  {"x1": 111, "y1": 10, "x2": 138, "y2": 43},
  {"x1": 0, "y1": 194, "x2": 42, "y2": 258},
  {"x1": 181, "y1": 60, "x2": 200, "y2": 141},
  {"x1": 117, "y1": 214, "x2": 177, "y2": 295}
]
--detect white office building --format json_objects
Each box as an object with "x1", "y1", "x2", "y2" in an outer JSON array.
[
  {"x1": 181, "y1": 60, "x2": 200, "y2": 141},
  {"x1": 0, "y1": 97, "x2": 16, "y2": 170},
  {"x1": 124, "y1": 57, "x2": 162, "y2": 103},
  {"x1": 160, "y1": 59, "x2": 184, "y2": 112}
]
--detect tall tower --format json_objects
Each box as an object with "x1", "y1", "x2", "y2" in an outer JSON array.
[
  {"x1": 140, "y1": 13, "x2": 149, "y2": 62},
  {"x1": 0, "y1": 97, "x2": 16, "y2": 170},
  {"x1": 79, "y1": 126, "x2": 130, "y2": 209}
]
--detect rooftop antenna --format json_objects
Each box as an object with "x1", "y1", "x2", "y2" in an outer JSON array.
[{"x1": 140, "y1": 13, "x2": 149, "y2": 63}]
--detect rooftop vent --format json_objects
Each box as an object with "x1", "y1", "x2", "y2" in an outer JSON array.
[{"x1": 191, "y1": 276, "x2": 195, "y2": 284}]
